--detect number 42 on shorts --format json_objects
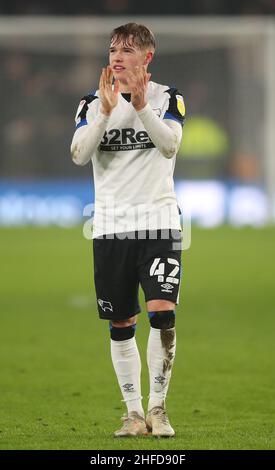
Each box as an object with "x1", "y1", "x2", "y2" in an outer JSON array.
[{"x1": 150, "y1": 258, "x2": 180, "y2": 284}]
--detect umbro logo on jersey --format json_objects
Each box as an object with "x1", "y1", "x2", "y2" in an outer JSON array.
[
  {"x1": 98, "y1": 299, "x2": 113, "y2": 312},
  {"x1": 161, "y1": 283, "x2": 174, "y2": 293},
  {"x1": 100, "y1": 128, "x2": 155, "y2": 152},
  {"x1": 153, "y1": 108, "x2": 161, "y2": 117}
]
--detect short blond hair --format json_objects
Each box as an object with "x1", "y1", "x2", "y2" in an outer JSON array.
[{"x1": 110, "y1": 23, "x2": 156, "y2": 51}]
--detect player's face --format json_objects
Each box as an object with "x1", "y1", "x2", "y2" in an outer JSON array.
[{"x1": 109, "y1": 36, "x2": 149, "y2": 84}]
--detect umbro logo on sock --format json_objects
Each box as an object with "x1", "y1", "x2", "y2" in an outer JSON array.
[
  {"x1": 154, "y1": 375, "x2": 166, "y2": 385},
  {"x1": 122, "y1": 383, "x2": 134, "y2": 392}
]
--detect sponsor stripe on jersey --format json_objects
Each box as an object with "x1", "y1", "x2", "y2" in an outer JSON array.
[{"x1": 99, "y1": 142, "x2": 155, "y2": 152}]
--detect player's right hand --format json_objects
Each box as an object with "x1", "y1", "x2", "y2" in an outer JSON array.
[{"x1": 99, "y1": 66, "x2": 119, "y2": 116}]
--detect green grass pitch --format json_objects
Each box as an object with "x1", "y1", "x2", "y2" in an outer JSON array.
[{"x1": 0, "y1": 226, "x2": 274, "y2": 450}]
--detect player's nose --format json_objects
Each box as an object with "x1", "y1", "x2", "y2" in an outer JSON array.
[
  {"x1": 112, "y1": 50, "x2": 123, "y2": 61},
  {"x1": 113, "y1": 57, "x2": 123, "y2": 63}
]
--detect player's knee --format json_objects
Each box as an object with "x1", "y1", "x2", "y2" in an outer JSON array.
[
  {"x1": 148, "y1": 310, "x2": 175, "y2": 329},
  {"x1": 147, "y1": 299, "x2": 175, "y2": 311},
  {"x1": 109, "y1": 316, "x2": 137, "y2": 341},
  {"x1": 111, "y1": 315, "x2": 137, "y2": 328}
]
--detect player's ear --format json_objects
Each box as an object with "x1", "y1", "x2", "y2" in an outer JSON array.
[{"x1": 144, "y1": 51, "x2": 154, "y2": 66}]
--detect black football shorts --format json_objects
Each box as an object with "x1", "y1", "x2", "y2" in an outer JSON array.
[{"x1": 93, "y1": 229, "x2": 182, "y2": 321}]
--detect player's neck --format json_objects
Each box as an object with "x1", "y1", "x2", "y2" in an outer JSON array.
[{"x1": 117, "y1": 79, "x2": 131, "y2": 94}]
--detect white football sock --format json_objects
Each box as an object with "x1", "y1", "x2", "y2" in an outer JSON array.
[
  {"x1": 147, "y1": 327, "x2": 176, "y2": 411},
  {"x1": 111, "y1": 337, "x2": 144, "y2": 418}
]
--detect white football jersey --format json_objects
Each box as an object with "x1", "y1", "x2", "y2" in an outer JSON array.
[{"x1": 74, "y1": 81, "x2": 185, "y2": 238}]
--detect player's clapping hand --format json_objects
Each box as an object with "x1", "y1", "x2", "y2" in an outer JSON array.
[
  {"x1": 99, "y1": 66, "x2": 119, "y2": 116},
  {"x1": 127, "y1": 66, "x2": 151, "y2": 112}
]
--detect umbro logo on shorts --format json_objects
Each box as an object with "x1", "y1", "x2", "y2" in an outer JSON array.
[
  {"x1": 98, "y1": 299, "x2": 113, "y2": 312},
  {"x1": 161, "y1": 283, "x2": 174, "y2": 293}
]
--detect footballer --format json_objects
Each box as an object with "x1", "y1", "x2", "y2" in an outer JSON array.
[{"x1": 71, "y1": 23, "x2": 185, "y2": 437}]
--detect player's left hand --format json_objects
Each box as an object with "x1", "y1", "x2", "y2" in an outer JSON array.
[{"x1": 126, "y1": 66, "x2": 151, "y2": 112}]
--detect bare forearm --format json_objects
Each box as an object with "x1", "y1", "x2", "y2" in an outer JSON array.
[
  {"x1": 70, "y1": 112, "x2": 110, "y2": 166},
  {"x1": 137, "y1": 104, "x2": 182, "y2": 159}
]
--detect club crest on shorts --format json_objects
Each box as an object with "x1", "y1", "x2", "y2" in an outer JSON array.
[{"x1": 98, "y1": 299, "x2": 113, "y2": 312}]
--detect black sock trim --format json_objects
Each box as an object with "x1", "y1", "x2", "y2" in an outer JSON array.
[
  {"x1": 148, "y1": 310, "x2": 175, "y2": 329},
  {"x1": 109, "y1": 324, "x2": 136, "y2": 341}
]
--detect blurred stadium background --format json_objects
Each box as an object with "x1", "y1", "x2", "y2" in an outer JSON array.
[{"x1": 1, "y1": 0, "x2": 275, "y2": 451}]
